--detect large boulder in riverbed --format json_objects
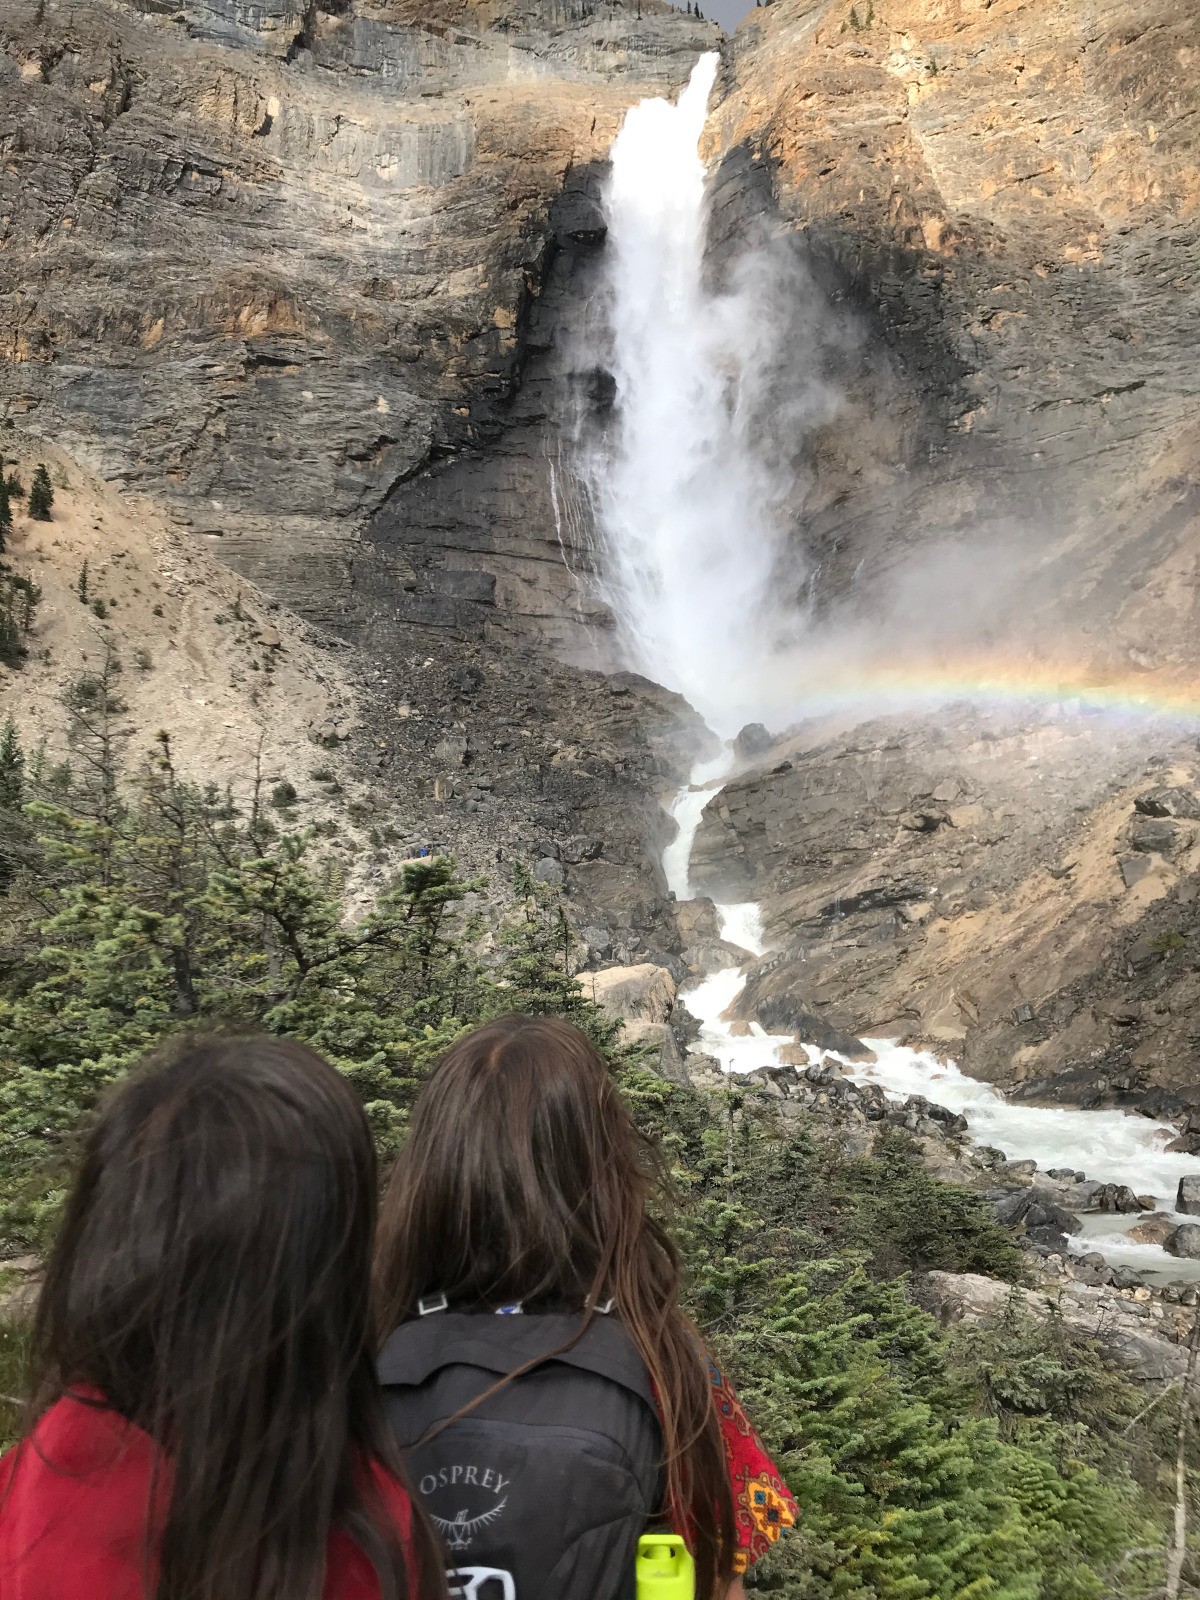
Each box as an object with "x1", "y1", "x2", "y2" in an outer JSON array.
[
  {"x1": 673, "y1": 897, "x2": 721, "y2": 947},
  {"x1": 1177, "y1": 1175, "x2": 1200, "y2": 1216},
  {"x1": 751, "y1": 995, "x2": 874, "y2": 1060},
  {"x1": 1075, "y1": 1181, "x2": 1143, "y2": 1213},
  {"x1": 1130, "y1": 1212, "x2": 1179, "y2": 1246},
  {"x1": 1166, "y1": 1223, "x2": 1200, "y2": 1260},
  {"x1": 586, "y1": 964, "x2": 675, "y2": 1025}
]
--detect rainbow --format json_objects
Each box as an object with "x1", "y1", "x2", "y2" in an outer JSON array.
[{"x1": 767, "y1": 655, "x2": 1200, "y2": 728}]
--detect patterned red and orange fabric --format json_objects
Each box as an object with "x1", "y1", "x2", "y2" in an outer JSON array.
[{"x1": 707, "y1": 1356, "x2": 798, "y2": 1572}]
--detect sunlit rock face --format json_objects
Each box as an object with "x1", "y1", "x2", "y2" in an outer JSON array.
[
  {"x1": 704, "y1": 0, "x2": 1200, "y2": 678},
  {"x1": 0, "y1": 0, "x2": 715, "y2": 650}
]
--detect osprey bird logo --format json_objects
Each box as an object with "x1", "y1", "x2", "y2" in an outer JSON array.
[{"x1": 431, "y1": 1498, "x2": 509, "y2": 1552}]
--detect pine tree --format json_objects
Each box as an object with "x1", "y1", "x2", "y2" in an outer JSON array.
[
  {"x1": 0, "y1": 717, "x2": 25, "y2": 892},
  {"x1": 27, "y1": 464, "x2": 53, "y2": 521},
  {"x1": 0, "y1": 481, "x2": 11, "y2": 555}
]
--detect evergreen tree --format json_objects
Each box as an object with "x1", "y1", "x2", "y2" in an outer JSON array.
[
  {"x1": 27, "y1": 464, "x2": 53, "y2": 522},
  {"x1": 0, "y1": 481, "x2": 11, "y2": 555},
  {"x1": 0, "y1": 718, "x2": 25, "y2": 892}
]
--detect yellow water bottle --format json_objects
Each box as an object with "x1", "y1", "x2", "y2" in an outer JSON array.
[{"x1": 637, "y1": 1533, "x2": 695, "y2": 1599}]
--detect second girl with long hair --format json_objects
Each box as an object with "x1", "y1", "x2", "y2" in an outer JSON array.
[{"x1": 374, "y1": 1014, "x2": 796, "y2": 1599}]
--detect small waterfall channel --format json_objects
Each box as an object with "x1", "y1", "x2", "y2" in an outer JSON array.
[{"x1": 593, "y1": 61, "x2": 1200, "y2": 1281}]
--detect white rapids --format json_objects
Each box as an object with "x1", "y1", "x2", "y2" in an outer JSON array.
[{"x1": 663, "y1": 757, "x2": 1200, "y2": 1281}]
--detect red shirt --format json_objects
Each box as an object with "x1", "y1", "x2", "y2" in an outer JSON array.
[{"x1": 0, "y1": 1392, "x2": 414, "y2": 1600}]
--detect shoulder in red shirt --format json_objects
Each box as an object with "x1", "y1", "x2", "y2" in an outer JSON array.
[{"x1": 0, "y1": 1392, "x2": 414, "y2": 1600}]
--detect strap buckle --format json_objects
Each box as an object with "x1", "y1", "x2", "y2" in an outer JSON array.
[{"x1": 418, "y1": 1292, "x2": 449, "y2": 1316}]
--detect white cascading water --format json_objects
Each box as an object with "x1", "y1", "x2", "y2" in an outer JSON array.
[
  {"x1": 592, "y1": 53, "x2": 792, "y2": 738},
  {"x1": 594, "y1": 60, "x2": 1200, "y2": 1280}
]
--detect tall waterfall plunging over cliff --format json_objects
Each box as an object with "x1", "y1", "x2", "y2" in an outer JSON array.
[{"x1": 590, "y1": 54, "x2": 794, "y2": 737}]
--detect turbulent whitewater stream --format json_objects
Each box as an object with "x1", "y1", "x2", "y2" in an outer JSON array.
[{"x1": 593, "y1": 57, "x2": 1200, "y2": 1283}]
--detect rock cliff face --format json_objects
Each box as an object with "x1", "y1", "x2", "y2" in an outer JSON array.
[
  {"x1": 688, "y1": 711, "x2": 1200, "y2": 1114},
  {"x1": 673, "y1": 0, "x2": 1200, "y2": 1101},
  {"x1": 1, "y1": 0, "x2": 714, "y2": 650},
  {"x1": 708, "y1": 0, "x2": 1200, "y2": 673}
]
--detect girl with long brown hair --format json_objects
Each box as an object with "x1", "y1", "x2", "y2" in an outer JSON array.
[
  {"x1": 0, "y1": 1034, "x2": 449, "y2": 1600},
  {"x1": 374, "y1": 1014, "x2": 796, "y2": 1600}
]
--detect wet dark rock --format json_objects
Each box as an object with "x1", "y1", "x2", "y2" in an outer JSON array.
[
  {"x1": 1129, "y1": 1212, "x2": 1178, "y2": 1246},
  {"x1": 1076, "y1": 1181, "x2": 1145, "y2": 1213},
  {"x1": 1165, "y1": 1224, "x2": 1200, "y2": 1261},
  {"x1": 1177, "y1": 1175, "x2": 1200, "y2": 1216},
  {"x1": 1136, "y1": 787, "x2": 1200, "y2": 820},
  {"x1": 1026, "y1": 1197, "x2": 1081, "y2": 1234},
  {"x1": 752, "y1": 996, "x2": 873, "y2": 1060}
]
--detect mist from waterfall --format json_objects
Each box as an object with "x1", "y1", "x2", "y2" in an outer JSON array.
[{"x1": 589, "y1": 54, "x2": 803, "y2": 737}]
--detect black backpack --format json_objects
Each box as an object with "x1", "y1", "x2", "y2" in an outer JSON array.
[{"x1": 377, "y1": 1309, "x2": 663, "y2": 1600}]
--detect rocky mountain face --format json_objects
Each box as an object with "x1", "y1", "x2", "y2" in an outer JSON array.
[
  {"x1": 708, "y1": 0, "x2": 1200, "y2": 675},
  {"x1": 5, "y1": 0, "x2": 1200, "y2": 1103},
  {"x1": 688, "y1": 711, "x2": 1200, "y2": 1121},
  {"x1": 1, "y1": 0, "x2": 713, "y2": 652}
]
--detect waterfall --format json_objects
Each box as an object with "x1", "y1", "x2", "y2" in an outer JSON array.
[
  {"x1": 590, "y1": 53, "x2": 793, "y2": 737},
  {"x1": 588, "y1": 56, "x2": 1200, "y2": 1284}
]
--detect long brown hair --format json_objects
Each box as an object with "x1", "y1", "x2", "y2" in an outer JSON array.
[
  {"x1": 374, "y1": 1014, "x2": 736, "y2": 1599},
  {"x1": 25, "y1": 1033, "x2": 448, "y2": 1600}
]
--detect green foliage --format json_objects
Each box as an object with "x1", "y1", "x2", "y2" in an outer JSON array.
[
  {"x1": 0, "y1": 481, "x2": 11, "y2": 553},
  {"x1": 27, "y1": 465, "x2": 53, "y2": 522},
  {"x1": 270, "y1": 780, "x2": 298, "y2": 809},
  {"x1": 0, "y1": 575, "x2": 39, "y2": 668},
  {"x1": 76, "y1": 561, "x2": 89, "y2": 604},
  {"x1": 0, "y1": 723, "x2": 1178, "y2": 1591}
]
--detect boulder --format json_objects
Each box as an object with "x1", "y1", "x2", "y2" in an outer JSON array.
[
  {"x1": 1129, "y1": 818, "x2": 1185, "y2": 857},
  {"x1": 1075, "y1": 1181, "x2": 1143, "y2": 1213},
  {"x1": 587, "y1": 964, "x2": 676, "y2": 1025},
  {"x1": 1026, "y1": 1226, "x2": 1069, "y2": 1252},
  {"x1": 1177, "y1": 1175, "x2": 1200, "y2": 1216},
  {"x1": 1136, "y1": 786, "x2": 1200, "y2": 820},
  {"x1": 620, "y1": 1020, "x2": 687, "y2": 1085},
  {"x1": 673, "y1": 897, "x2": 721, "y2": 946},
  {"x1": 993, "y1": 1190, "x2": 1032, "y2": 1227},
  {"x1": 1165, "y1": 1223, "x2": 1200, "y2": 1260},
  {"x1": 733, "y1": 722, "x2": 774, "y2": 761},
  {"x1": 1025, "y1": 1197, "x2": 1081, "y2": 1234},
  {"x1": 532, "y1": 857, "x2": 565, "y2": 886},
  {"x1": 1129, "y1": 1212, "x2": 1179, "y2": 1246},
  {"x1": 753, "y1": 996, "x2": 874, "y2": 1060}
]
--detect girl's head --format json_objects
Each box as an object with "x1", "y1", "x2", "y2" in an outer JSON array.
[
  {"x1": 31, "y1": 1033, "x2": 443, "y2": 1600},
  {"x1": 375, "y1": 1014, "x2": 735, "y2": 1598}
]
